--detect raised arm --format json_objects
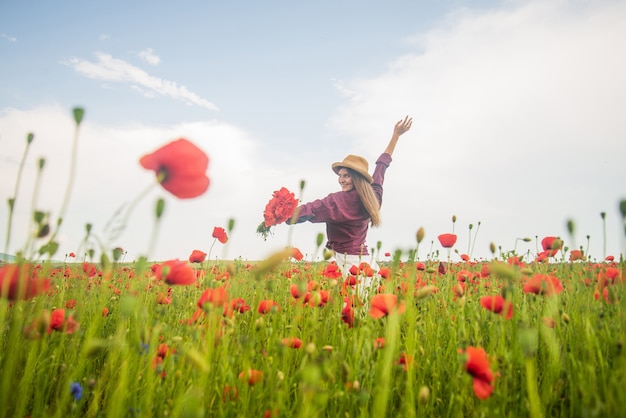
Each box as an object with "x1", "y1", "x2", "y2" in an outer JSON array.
[{"x1": 383, "y1": 115, "x2": 413, "y2": 156}]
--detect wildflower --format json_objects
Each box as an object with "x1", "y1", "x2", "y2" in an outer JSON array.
[
  {"x1": 437, "y1": 233, "x2": 457, "y2": 248},
  {"x1": 102, "y1": 307, "x2": 110, "y2": 317},
  {"x1": 68, "y1": 252, "x2": 76, "y2": 258},
  {"x1": 197, "y1": 287, "x2": 228, "y2": 310},
  {"x1": 82, "y1": 262, "x2": 98, "y2": 278},
  {"x1": 398, "y1": 352, "x2": 413, "y2": 371},
  {"x1": 156, "y1": 292, "x2": 172, "y2": 305},
  {"x1": 238, "y1": 369, "x2": 263, "y2": 386},
  {"x1": 188, "y1": 250, "x2": 207, "y2": 263},
  {"x1": 160, "y1": 260, "x2": 197, "y2": 286},
  {"x1": 281, "y1": 337, "x2": 303, "y2": 349},
  {"x1": 369, "y1": 294, "x2": 406, "y2": 319},
  {"x1": 0, "y1": 263, "x2": 51, "y2": 301},
  {"x1": 49, "y1": 309, "x2": 80, "y2": 334},
  {"x1": 230, "y1": 298, "x2": 250, "y2": 313},
  {"x1": 258, "y1": 299, "x2": 280, "y2": 314},
  {"x1": 479, "y1": 295, "x2": 514, "y2": 319},
  {"x1": 322, "y1": 262, "x2": 343, "y2": 279},
  {"x1": 212, "y1": 227, "x2": 228, "y2": 244},
  {"x1": 290, "y1": 247, "x2": 304, "y2": 261},
  {"x1": 541, "y1": 236, "x2": 563, "y2": 257},
  {"x1": 374, "y1": 338, "x2": 386, "y2": 349},
  {"x1": 523, "y1": 274, "x2": 563, "y2": 296},
  {"x1": 569, "y1": 250, "x2": 585, "y2": 262},
  {"x1": 139, "y1": 138, "x2": 210, "y2": 199},
  {"x1": 65, "y1": 299, "x2": 77, "y2": 309},
  {"x1": 461, "y1": 346, "x2": 494, "y2": 399},
  {"x1": 341, "y1": 301, "x2": 355, "y2": 328},
  {"x1": 70, "y1": 381, "x2": 83, "y2": 401}
]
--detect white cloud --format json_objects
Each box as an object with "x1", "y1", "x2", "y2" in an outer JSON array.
[
  {"x1": 98, "y1": 34, "x2": 111, "y2": 41},
  {"x1": 66, "y1": 52, "x2": 218, "y2": 111},
  {"x1": 328, "y1": 0, "x2": 626, "y2": 261},
  {"x1": 138, "y1": 48, "x2": 161, "y2": 66},
  {"x1": 1, "y1": 33, "x2": 17, "y2": 42}
]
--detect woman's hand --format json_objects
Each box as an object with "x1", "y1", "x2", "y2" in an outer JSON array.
[{"x1": 394, "y1": 115, "x2": 413, "y2": 137}]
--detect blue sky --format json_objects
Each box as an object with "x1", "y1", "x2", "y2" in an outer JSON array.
[{"x1": 1, "y1": 0, "x2": 625, "y2": 263}]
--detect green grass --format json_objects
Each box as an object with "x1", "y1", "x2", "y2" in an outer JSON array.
[{"x1": 0, "y1": 257, "x2": 624, "y2": 417}]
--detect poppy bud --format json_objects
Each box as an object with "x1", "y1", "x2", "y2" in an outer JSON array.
[
  {"x1": 27, "y1": 132, "x2": 34, "y2": 144},
  {"x1": 452, "y1": 215, "x2": 457, "y2": 223},
  {"x1": 418, "y1": 386, "x2": 430, "y2": 405},
  {"x1": 73, "y1": 107, "x2": 85, "y2": 125},
  {"x1": 619, "y1": 199, "x2": 626, "y2": 218},
  {"x1": 566, "y1": 219, "x2": 575, "y2": 235},
  {"x1": 323, "y1": 248, "x2": 333, "y2": 260},
  {"x1": 416, "y1": 227, "x2": 425, "y2": 244},
  {"x1": 489, "y1": 242, "x2": 496, "y2": 254},
  {"x1": 228, "y1": 218, "x2": 236, "y2": 232},
  {"x1": 38, "y1": 158, "x2": 45, "y2": 170},
  {"x1": 316, "y1": 233, "x2": 324, "y2": 248},
  {"x1": 155, "y1": 198, "x2": 165, "y2": 219}
]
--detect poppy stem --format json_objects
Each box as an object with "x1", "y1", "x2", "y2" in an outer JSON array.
[{"x1": 4, "y1": 133, "x2": 33, "y2": 256}]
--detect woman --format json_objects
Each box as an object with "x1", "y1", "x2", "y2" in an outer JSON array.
[{"x1": 286, "y1": 115, "x2": 412, "y2": 294}]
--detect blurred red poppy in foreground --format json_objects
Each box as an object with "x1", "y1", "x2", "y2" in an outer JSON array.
[
  {"x1": 212, "y1": 227, "x2": 228, "y2": 244},
  {"x1": 139, "y1": 138, "x2": 209, "y2": 199},
  {"x1": 480, "y1": 295, "x2": 514, "y2": 319},
  {"x1": 462, "y1": 346, "x2": 494, "y2": 399},
  {"x1": 369, "y1": 294, "x2": 406, "y2": 319},
  {"x1": 189, "y1": 250, "x2": 207, "y2": 263},
  {"x1": 0, "y1": 263, "x2": 50, "y2": 301},
  {"x1": 438, "y1": 233, "x2": 457, "y2": 248},
  {"x1": 523, "y1": 274, "x2": 563, "y2": 296},
  {"x1": 159, "y1": 260, "x2": 197, "y2": 286}
]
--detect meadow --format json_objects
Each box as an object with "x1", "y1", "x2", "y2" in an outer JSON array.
[{"x1": 1, "y1": 109, "x2": 625, "y2": 417}]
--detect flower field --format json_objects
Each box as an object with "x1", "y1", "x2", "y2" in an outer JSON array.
[
  {"x1": 1, "y1": 247, "x2": 625, "y2": 417},
  {"x1": 1, "y1": 109, "x2": 625, "y2": 417}
]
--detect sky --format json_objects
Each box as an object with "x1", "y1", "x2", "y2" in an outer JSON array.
[{"x1": 1, "y1": 0, "x2": 625, "y2": 264}]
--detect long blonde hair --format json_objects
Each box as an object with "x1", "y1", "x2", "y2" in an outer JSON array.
[{"x1": 350, "y1": 169, "x2": 381, "y2": 227}]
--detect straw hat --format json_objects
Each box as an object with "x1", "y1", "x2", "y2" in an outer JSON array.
[{"x1": 331, "y1": 155, "x2": 373, "y2": 184}]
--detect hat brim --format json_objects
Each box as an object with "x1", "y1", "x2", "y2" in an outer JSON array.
[{"x1": 332, "y1": 162, "x2": 373, "y2": 184}]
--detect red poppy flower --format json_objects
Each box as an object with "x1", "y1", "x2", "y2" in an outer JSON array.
[
  {"x1": 341, "y1": 301, "x2": 355, "y2": 328},
  {"x1": 0, "y1": 263, "x2": 51, "y2": 301},
  {"x1": 258, "y1": 299, "x2": 280, "y2": 314},
  {"x1": 238, "y1": 369, "x2": 263, "y2": 386},
  {"x1": 212, "y1": 227, "x2": 228, "y2": 244},
  {"x1": 523, "y1": 274, "x2": 563, "y2": 296},
  {"x1": 197, "y1": 287, "x2": 229, "y2": 310},
  {"x1": 48, "y1": 308, "x2": 80, "y2": 334},
  {"x1": 322, "y1": 262, "x2": 343, "y2": 279},
  {"x1": 139, "y1": 138, "x2": 210, "y2": 199},
  {"x1": 462, "y1": 346, "x2": 494, "y2": 399},
  {"x1": 374, "y1": 337, "x2": 386, "y2": 349},
  {"x1": 264, "y1": 187, "x2": 298, "y2": 227},
  {"x1": 480, "y1": 295, "x2": 513, "y2": 319},
  {"x1": 369, "y1": 294, "x2": 406, "y2": 319},
  {"x1": 438, "y1": 233, "x2": 457, "y2": 248},
  {"x1": 290, "y1": 247, "x2": 304, "y2": 261},
  {"x1": 569, "y1": 250, "x2": 584, "y2": 262},
  {"x1": 189, "y1": 249, "x2": 207, "y2": 263},
  {"x1": 68, "y1": 252, "x2": 76, "y2": 258},
  {"x1": 281, "y1": 337, "x2": 303, "y2": 349},
  {"x1": 230, "y1": 298, "x2": 250, "y2": 313},
  {"x1": 540, "y1": 236, "x2": 562, "y2": 257},
  {"x1": 161, "y1": 260, "x2": 197, "y2": 286}
]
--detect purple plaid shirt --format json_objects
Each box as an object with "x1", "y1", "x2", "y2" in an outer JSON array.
[{"x1": 287, "y1": 153, "x2": 392, "y2": 255}]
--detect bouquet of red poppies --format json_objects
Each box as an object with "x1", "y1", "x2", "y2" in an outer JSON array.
[{"x1": 257, "y1": 187, "x2": 298, "y2": 240}]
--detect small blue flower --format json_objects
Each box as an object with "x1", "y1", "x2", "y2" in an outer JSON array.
[{"x1": 70, "y1": 381, "x2": 83, "y2": 401}]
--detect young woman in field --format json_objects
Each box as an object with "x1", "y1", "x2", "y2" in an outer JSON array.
[{"x1": 286, "y1": 115, "x2": 413, "y2": 295}]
